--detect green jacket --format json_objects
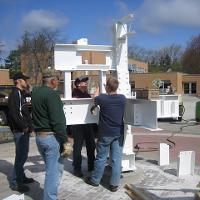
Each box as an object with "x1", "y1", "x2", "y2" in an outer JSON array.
[{"x1": 32, "y1": 86, "x2": 67, "y2": 144}]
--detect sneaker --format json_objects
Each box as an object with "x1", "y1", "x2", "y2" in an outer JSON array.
[
  {"x1": 73, "y1": 170, "x2": 83, "y2": 178},
  {"x1": 10, "y1": 184, "x2": 30, "y2": 193},
  {"x1": 23, "y1": 177, "x2": 35, "y2": 184},
  {"x1": 109, "y1": 185, "x2": 118, "y2": 192},
  {"x1": 84, "y1": 177, "x2": 99, "y2": 187}
]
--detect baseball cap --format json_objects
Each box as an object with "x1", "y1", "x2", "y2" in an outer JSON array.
[
  {"x1": 74, "y1": 76, "x2": 89, "y2": 87},
  {"x1": 13, "y1": 72, "x2": 29, "y2": 81}
]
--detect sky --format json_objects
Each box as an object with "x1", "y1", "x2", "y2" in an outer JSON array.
[{"x1": 0, "y1": 0, "x2": 200, "y2": 61}]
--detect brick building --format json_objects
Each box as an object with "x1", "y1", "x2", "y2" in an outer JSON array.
[
  {"x1": 130, "y1": 72, "x2": 200, "y2": 96},
  {"x1": 0, "y1": 69, "x2": 13, "y2": 86}
]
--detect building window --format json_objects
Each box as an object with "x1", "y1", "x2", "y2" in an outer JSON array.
[
  {"x1": 130, "y1": 81, "x2": 135, "y2": 91},
  {"x1": 183, "y1": 82, "x2": 196, "y2": 94},
  {"x1": 184, "y1": 83, "x2": 189, "y2": 94},
  {"x1": 159, "y1": 80, "x2": 171, "y2": 93},
  {"x1": 191, "y1": 82, "x2": 197, "y2": 94}
]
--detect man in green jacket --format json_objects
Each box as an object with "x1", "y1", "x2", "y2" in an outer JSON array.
[{"x1": 32, "y1": 69, "x2": 70, "y2": 200}]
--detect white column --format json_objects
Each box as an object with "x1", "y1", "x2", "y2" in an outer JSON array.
[
  {"x1": 64, "y1": 72, "x2": 72, "y2": 99},
  {"x1": 112, "y1": 22, "x2": 135, "y2": 171},
  {"x1": 99, "y1": 71, "x2": 107, "y2": 94}
]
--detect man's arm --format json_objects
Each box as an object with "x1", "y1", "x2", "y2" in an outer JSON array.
[
  {"x1": 90, "y1": 87, "x2": 100, "y2": 114},
  {"x1": 46, "y1": 91, "x2": 67, "y2": 144}
]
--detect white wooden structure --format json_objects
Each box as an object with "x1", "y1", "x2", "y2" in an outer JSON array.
[
  {"x1": 54, "y1": 14, "x2": 158, "y2": 171},
  {"x1": 156, "y1": 95, "x2": 180, "y2": 119}
]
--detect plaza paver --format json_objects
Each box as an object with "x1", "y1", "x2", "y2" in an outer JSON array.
[{"x1": 1, "y1": 128, "x2": 200, "y2": 200}]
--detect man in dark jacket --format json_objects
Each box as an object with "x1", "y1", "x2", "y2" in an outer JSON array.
[
  {"x1": 72, "y1": 76, "x2": 96, "y2": 177},
  {"x1": 8, "y1": 72, "x2": 34, "y2": 193}
]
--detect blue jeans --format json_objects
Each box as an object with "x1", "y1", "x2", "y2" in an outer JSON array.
[
  {"x1": 36, "y1": 134, "x2": 63, "y2": 200},
  {"x1": 11, "y1": 132, "x2": 29, "y2": 186},
  {"x1": 90, "y1": 135, "x2": 123, "y2": 186}
]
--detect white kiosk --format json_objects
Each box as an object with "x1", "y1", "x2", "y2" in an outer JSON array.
[{"x1": 54, "y1": 14, "x2": 158, "y2": 171}]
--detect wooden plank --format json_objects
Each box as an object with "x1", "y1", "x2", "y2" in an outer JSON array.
[{"x1": 124, "y1": 184, "x2": 154, "y2": 200}]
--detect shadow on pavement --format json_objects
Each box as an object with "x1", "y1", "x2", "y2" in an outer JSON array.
[
  {"x1": 0, "y1": 159, "x2": 43, "y2": 200},
  {"x1": 164, "y1": 168, "x2": 177, "y2": 176},
  {"x1": 25, "y1": 155, "x2": 45, "y2": 173},
  {"x1": 146, "y1": 159, "x2": 158, "y2": 165}
]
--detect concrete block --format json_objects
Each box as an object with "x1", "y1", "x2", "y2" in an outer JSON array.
[
  {"x1": 159, "y1": 143, "x2": 169, "y2": 166},
  {"x1": 3, "y1": 194, "x2": 24, "y2": 200},
  {"x1": 177, "y1": 151, "x2": 195, "y2": 177},
  {"x1": 122, "y1": 153, "x2": 136, "y2": 172}
]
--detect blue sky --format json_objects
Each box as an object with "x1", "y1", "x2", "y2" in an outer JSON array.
[{"x1": 0, "y1": 0, "x2": 200, "y2": 60}]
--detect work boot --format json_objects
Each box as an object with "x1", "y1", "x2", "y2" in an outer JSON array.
[
  {"x1": 73, "y1": 169, "x2": 83, "y2": 178},
  {"x1": 10, "y1": 184, "x2": 30, "y2": 193},
  {"x1": 109, "y1": 185, "x2": 118, "y2": 192},
  {"x1": 23, "y1": 177, "x2": 35, "y2": 184},
  {"x1": 84, "y1": 177, "x2": 99, "y2": 187}
]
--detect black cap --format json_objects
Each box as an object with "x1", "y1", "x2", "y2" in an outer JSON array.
[
  {"x1": 74, "y1": 76, "x2": 88, "y2": 87},
  {"x1": 13, "y1": 72, "x2": 29, "y2": 81}
]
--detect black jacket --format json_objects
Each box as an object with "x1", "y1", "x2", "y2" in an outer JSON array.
[{"x1": 8, "y1": 87, "x2": 32, "y2": 133}]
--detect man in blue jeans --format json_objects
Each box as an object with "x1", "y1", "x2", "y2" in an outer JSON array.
[
  {"x1": 32, "y1": 69, "x2": 70, "y2": 200},
  {"x1": 8, "y1": 72, "x2": 34, "y2": 193},
  {"x1": 85, "y1": 77, "x2": 126, "y2": 192}
]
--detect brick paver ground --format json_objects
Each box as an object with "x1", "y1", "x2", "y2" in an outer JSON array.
[{"x1": 1, "y1": 131, "x2": 200, "y2": 200}]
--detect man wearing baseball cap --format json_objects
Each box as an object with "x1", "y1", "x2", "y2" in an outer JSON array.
[
  {"x1": 32, "y1": 68, "x2": 70, "y2": 200},
  {"x1": 8, "y1": 72, "x2": 34, "y2": 193},
  {"x1": 71, "y1": 76, "x2": 96, "y2": 177}
]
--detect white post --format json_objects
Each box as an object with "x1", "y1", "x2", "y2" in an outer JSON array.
[
  {"x1": 99, "y1": 71, "x2": 107, "y2": 93},
  {"x1": 112, "y1": 20, "x2": 136, "y2": 171},
  {"x1": 64, "y1": 72, "x2": 72, "y2": 98},
  {"x1": 159, "y1": 143, "x2": 169, "y2": 166},
  {"x1": 177, "y1": 151, "x2": 195, "y2": 177}
]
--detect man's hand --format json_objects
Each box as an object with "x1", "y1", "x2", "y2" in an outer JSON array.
[
  {"x1": 61, "y1": 142, "x2": 72, "y2": 158},
  {"x1": 23, "y1": 127, "x2": 29, "y2": 134},
  {"x1": 91, "y1": 105, "x2": 97, "y2": 115}
]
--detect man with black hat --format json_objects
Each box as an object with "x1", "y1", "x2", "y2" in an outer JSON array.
[
  {"x1": 8, "y1": 72, "x2": 34, "y2": 193},
  {"x1": 72, "y1": 76, "x2": 96, "y2": 177}
]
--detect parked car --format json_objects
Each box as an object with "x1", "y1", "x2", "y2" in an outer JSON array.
[{"x1": 0, "y1": 90, "x2": 10, "y2": 126}]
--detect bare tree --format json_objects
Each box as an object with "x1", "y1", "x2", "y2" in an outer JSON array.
[
  {"x1": 18, "y1": 29, "x2": 58, "y2": 84},
  {"x1": 182, "y1": 34, "x2": 200, "y2": 74},
  {"x1": 128, "y1": 44, "x2": 153, "y2": 62},
  {"x1": 129, "y1": 43, "x2": 183, "y2": 72}
]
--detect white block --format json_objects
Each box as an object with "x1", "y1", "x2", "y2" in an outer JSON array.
[
  {"x1": 159, "y1": 143, "x2": 169, "y2": 166},
  {"x1": 3, "y1": 194, "x2": 24, "y2": 200},
  {"x1": 121, "y1": 153, "x2": 136, "y2": 172},
  {"x1": 123, "y1": 131, "x2": 133, "y2": 154},
  {"x1": 177, "y1": 151, "x2": 195, "y2": 177}
]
